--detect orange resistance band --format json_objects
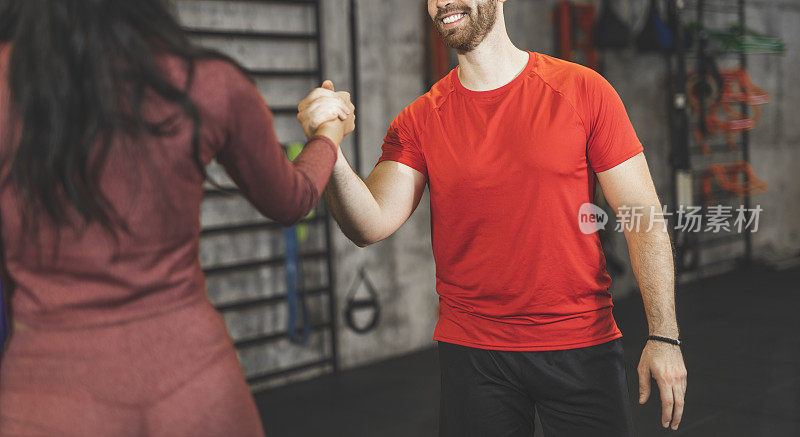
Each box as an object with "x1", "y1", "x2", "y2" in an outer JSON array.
[{"x1": 701, "y1": 161, "x2": 768, "y2": 205}]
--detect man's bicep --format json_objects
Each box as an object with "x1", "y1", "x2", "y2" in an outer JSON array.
[
  {"x1": 596, "y1": 152, "x2": 660, "y2": 212},
  {"x1": 365, "y1": 160, "x2": 427, "y2": 238}
]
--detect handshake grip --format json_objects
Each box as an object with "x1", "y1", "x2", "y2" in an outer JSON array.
[{"x1": 297, "y1": 80, "x2": 356, "y2": 143}]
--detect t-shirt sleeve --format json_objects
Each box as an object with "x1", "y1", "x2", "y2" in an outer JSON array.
[
  {"x1": 583, "y1": 72, "x2": 644, "y2": 173},
  {"x1": 215, "y1": 68, "x2": 337, "y2": 226},
  {"x1": 376, "y1": 106, "x2": 428, "y2": 180}
]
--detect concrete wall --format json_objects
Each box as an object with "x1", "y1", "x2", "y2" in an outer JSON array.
[
  {"x1": 323, "y1": 0, "x2": 440, "y2": 370},
  {"x1": 174, "y1": 0, "x2": 800, "y2": 385}
]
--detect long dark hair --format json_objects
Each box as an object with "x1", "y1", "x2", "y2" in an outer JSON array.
[{"x1": 0, "y1": 0, "x2": 244, "y2": 234}]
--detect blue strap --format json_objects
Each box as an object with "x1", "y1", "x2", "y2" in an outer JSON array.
[
  {"x1": 653, "y1": 6, "x2": 674, "y2": 51},
  {"x1": 283, "y1": 143, "x2": 311, "y2": 345},
  {"x1": 284, "y1": 226, "x2": 310, "y2": 344}
]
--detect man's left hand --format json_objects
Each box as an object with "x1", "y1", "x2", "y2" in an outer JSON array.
[{"x1": 638, "y1": 340, "x2": 687, "y2": 430}]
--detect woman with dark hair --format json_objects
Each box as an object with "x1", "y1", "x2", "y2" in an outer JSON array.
[{"x1": 0, "y1": 0, "x2": 353, "y2": 435}]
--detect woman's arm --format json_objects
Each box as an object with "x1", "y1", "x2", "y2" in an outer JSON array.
[{"x1": 215, "y1": 75, "x2": 351, "y2": 226}]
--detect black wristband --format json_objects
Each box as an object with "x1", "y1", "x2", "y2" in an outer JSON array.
[{"x1": 647, "y1": 335, "x2": 681, "y2": 346}]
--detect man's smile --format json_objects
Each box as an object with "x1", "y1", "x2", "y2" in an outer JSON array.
[{"x1": 441, "y1": 12, "x2": 467, "y2": 28}]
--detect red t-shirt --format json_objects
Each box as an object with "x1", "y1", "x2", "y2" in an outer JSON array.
[{"x1": 377, "y1": 51, "x2": 643, "y2": 351}]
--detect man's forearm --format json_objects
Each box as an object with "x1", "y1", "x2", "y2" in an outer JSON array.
[
  {"x1": 624, "y1": 216, "x2": 679, "y2": 338},
  {"x1": 324, "y1": 149, "x2": 387, "y2": 247}
]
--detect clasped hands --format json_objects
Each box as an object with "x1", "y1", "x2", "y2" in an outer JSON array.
[{"x1": 297, "y1": 80, "x2": 355, "y2": 145}]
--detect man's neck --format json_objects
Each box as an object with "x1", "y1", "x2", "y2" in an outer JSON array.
[{"x1": 456, "y1": 20, "x2": 529, "y2": 92}]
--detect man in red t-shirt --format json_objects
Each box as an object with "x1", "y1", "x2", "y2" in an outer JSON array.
[{"x1": 301, "y1": 0, "x2": 686, "y2": 435}]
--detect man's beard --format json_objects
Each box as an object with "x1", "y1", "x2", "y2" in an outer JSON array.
[{"x1": 434, "y1": 0, "x2": 498, "y2": 53}]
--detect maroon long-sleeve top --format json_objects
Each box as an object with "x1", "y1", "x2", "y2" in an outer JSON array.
[{"x1": 0, "y1": 45, "x2": 338, "y2": 329}]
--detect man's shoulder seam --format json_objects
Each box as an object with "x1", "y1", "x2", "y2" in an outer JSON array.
[
  {"x1": 528, "y1": 67, "x2": 589, "y2": 137},
  {"x1": 409, "y1": 83, "x2": 455, "y2": 135}
]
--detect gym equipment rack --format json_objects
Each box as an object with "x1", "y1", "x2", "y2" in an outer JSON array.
[
  {"x1": 185, "y1": 0, "x2": 339, "y2": 390},
  {"x1": 665, "y1": 0, "x2": 764, "y2": 278}
]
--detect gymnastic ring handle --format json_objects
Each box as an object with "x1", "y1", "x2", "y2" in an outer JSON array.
[
  {"x1": 345, "y1": 298, "x2": 380, "y2": 334},
  {"x1": 344, "y1": 268, "x2": 381, "y2": 334}
]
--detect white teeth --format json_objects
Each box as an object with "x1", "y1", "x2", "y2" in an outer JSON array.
[{"x1": 443, "y1": 13, "x2": 465, "y2": 24}]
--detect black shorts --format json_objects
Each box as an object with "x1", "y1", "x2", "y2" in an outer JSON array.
[{"x1": 438, "y1": 339, "x2": 635, "y2": 437}]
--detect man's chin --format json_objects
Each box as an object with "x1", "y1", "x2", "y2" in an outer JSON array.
[
  {"x1": 437, "y1": 29, "x2": 473, "y2": 49},
  {"x1": 442, "y1": 36, "x2": 480, "y2": 52}
]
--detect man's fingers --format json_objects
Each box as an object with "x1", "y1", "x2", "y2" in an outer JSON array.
[
  {"x1": 656, "y1": 374, "x2": 675, "y2": 428},
  {"x1": 671, "y1": 366, "x2": 688, "y2": 430},
  {"x1": 298, "y1": 88, "x2": 337, "y2": 111},
  {"x1": 637, "y1": 365, "x2": 651, "y2": 404},
  {"x1": 335, "y1": 91, "x2": 351, "y2": 104},
  {"x1": 299, "y1": 87, "x2": 353, "y2": 115},
  {"x1": 303, "y1": 97, "x2": 349, "y2": 118},
  {"x1": 671, "y1": 384, "x2": 685, "y2": 430},
  {"x1": 315, "y1": 96, "x2": 351, "y2": 115},
  {"x1": 302, "y1": 97, "x2": 351, "y2": 129},
  {"x1": 317, "y1": 99, "x2": 349, "y2": 120},
  {"x1": 320, "y1": 98, "x2": 351, "y2": 119}
]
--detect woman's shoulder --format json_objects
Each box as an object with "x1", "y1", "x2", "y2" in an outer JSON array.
[
  {"x1": 155, "y1": 53, "x2": 251, "y2": 96},
  {"x1": 194, "y1": 57, "x2": 250, "y2": 88},
  {"x1": 186, "y1": 57, "x2": 258, "y2": 111},
  {"x1": 151, "y1": 54, "x2": 257, "y2": 126}
]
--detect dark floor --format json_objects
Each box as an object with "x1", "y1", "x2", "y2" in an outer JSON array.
[{"x1": 256, "y1": 266, "x2": 800, "y2": 436}]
